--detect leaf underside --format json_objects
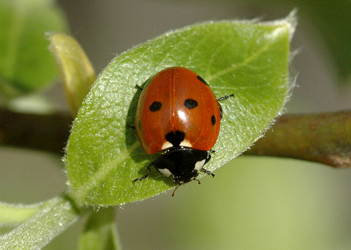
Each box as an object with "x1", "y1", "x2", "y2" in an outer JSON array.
[{"x1": 65, "y1": 17, "x2": 294, "y2": 206}]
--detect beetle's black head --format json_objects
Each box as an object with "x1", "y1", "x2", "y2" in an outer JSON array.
[{"x1": 150, "y1": 147, "x2": 211, "y2": 184}]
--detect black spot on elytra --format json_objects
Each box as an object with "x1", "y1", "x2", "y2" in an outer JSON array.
[
  {"x1": 211, "y1": 115, "x2": 216, "y2": 125},
  {"x1": 184, "y1": 99, "x2": 198, "y2": 109},
  {"x1": 165, "y1": 131, "x2": 185, "y2": 147},
  {"x1": 149, "y1": 101, "x2": 162, "y2": 112},
  {"x1": 219, "y1": 102, "x2": 223, "y2": 119},
  {"x1": 197, "y1": 75, "x2": 209, "y2": 85}
]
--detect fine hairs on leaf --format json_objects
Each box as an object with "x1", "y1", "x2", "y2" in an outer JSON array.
[{"x1": 0, "y1": 195, "x2": 80, "y2": 250}]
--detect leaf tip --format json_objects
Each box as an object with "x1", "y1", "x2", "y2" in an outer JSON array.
[{"x1": 285, "y1": 9, "x2": 298, "y2": 41}]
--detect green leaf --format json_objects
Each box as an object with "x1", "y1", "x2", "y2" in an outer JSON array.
[
  {"x1": 48, "y1": 33, "x2": 96, "y2": 117},
  {"x1": 78, "y1": 207, "x2": 121, "y2": 250},
  {"x1": 0, "y1": 0, "x2": 68, "y2": 97},
  {"x1": 0, "y1": 195, "x2": 80, "y2": 250},
  {"x1": 176, "y1": 1, "x2": 351, "y2": 83},
  {"x1": 65, "y1": 14, "x2": 295, "y2": 206},
  {"x1": 0, "y1": 201, "x2": 41, "y2": 227}
]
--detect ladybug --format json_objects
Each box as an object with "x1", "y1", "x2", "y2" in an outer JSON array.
[{"x1": 133, "y1": 66, "x2": 233, "y2": 195}]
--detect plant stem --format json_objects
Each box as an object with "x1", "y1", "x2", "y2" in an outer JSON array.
[
  {"x1": 78, "y1": 207, "x2": 122, "y2": 250},
  {"x1": 0, "y1": 195, "x2": 81, "y2": 250},
  {"x1": 245, "y1": 111, "x2": 351, "y2": 168},
  {"x1": 0, "y1": 108, "x2": 350, "y2": 168},
  {"x1": 0, "y1": 108, "x2": 71, "y2": 154}
]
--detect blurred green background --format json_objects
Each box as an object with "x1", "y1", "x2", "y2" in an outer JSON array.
[{"x1": 1, "y1": 0, "x2": 351, "y2": 249}]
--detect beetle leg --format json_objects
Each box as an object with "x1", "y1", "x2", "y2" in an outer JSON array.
[
  {"x1": 133, "y1": 165, "x2": 152, "y2": 182},
  {"x1": 217, "y1": 94, "x2": 234, "y2": 102},
  {"x1": 126, "y1": 125, "x2": 136, "y2": 130},
  {"x1": 194, "y1": 178, "x2": 201, "y2": 185},
  {"x1": 135, "y1": 85, "x2": 143, "y2": 91},
  {"x1": 217, "y1": 94, "x2": 234, "y2": 119},
  {"x1": 172, "y1": 184, "x2": 181, "y2": 197},
  {"x1": 201, "y1": 168, "x2": 215, "y2": 178}
]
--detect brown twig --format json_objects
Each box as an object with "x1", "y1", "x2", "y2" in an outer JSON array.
[
  {"x1": 0, "y1": 108, "x2": 72, "y2": 155},
  {"x1": 0, "y1": 108, "x2": 350, "y2": 168},
  {"x1": 245, "y1": 111, "x2": 351, "y2": 168}
]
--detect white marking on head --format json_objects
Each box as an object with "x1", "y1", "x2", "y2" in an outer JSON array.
[
  {"x1": 194, "y1": 159, "x2": 206, "y2": 172},
  {"x1": 180, "y1": 139, "x2": 192, "y2": 148},
  {"x1": 161, "y1": 141, "x2": 173, "y2": 150},
  {"x1": 158, "y1": 168, "x2": 172, "y2": 177}
]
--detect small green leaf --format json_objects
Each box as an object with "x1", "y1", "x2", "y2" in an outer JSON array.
[
  {"x1": 78, "y1": 207, "x2": 121, "y2": 250},
  {"x1": 48, "y1": 33, "x2": 96, "y2": 117},
  {"x1": 65, "y1": 15, "x2": 295, "y2": 206},
  {"x1": 0, "y1": 195, "x2": 80, "y2": 250},
  {"x1": 0, "y1": 0, "x2": 68, "y2": 97}
]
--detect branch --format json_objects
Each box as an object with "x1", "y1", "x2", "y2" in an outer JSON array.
[
  {"x1": 0, "y1": 108, "x2": 350, "y2": 168},
  {"x1": 245, "y1": 111, "x2": 351, "y2": 168},
  {"x1": 0, "y1": 108, "x2": 72, "y2": 155}
]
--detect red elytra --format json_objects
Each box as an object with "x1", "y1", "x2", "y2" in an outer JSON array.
[{"x1": 135, "y1": 66, "x2": 221, "y2": 155}]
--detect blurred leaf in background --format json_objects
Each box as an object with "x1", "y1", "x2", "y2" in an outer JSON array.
[
  {"x1": 0, "y1": 0, "x2": 69, "y2": 99},
  {"x1": 275, "y1": 0, "x2": 351, "y2": 84},
  {"x1": 230, "y1": 0, "x2": 351, "y2": 84}
]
